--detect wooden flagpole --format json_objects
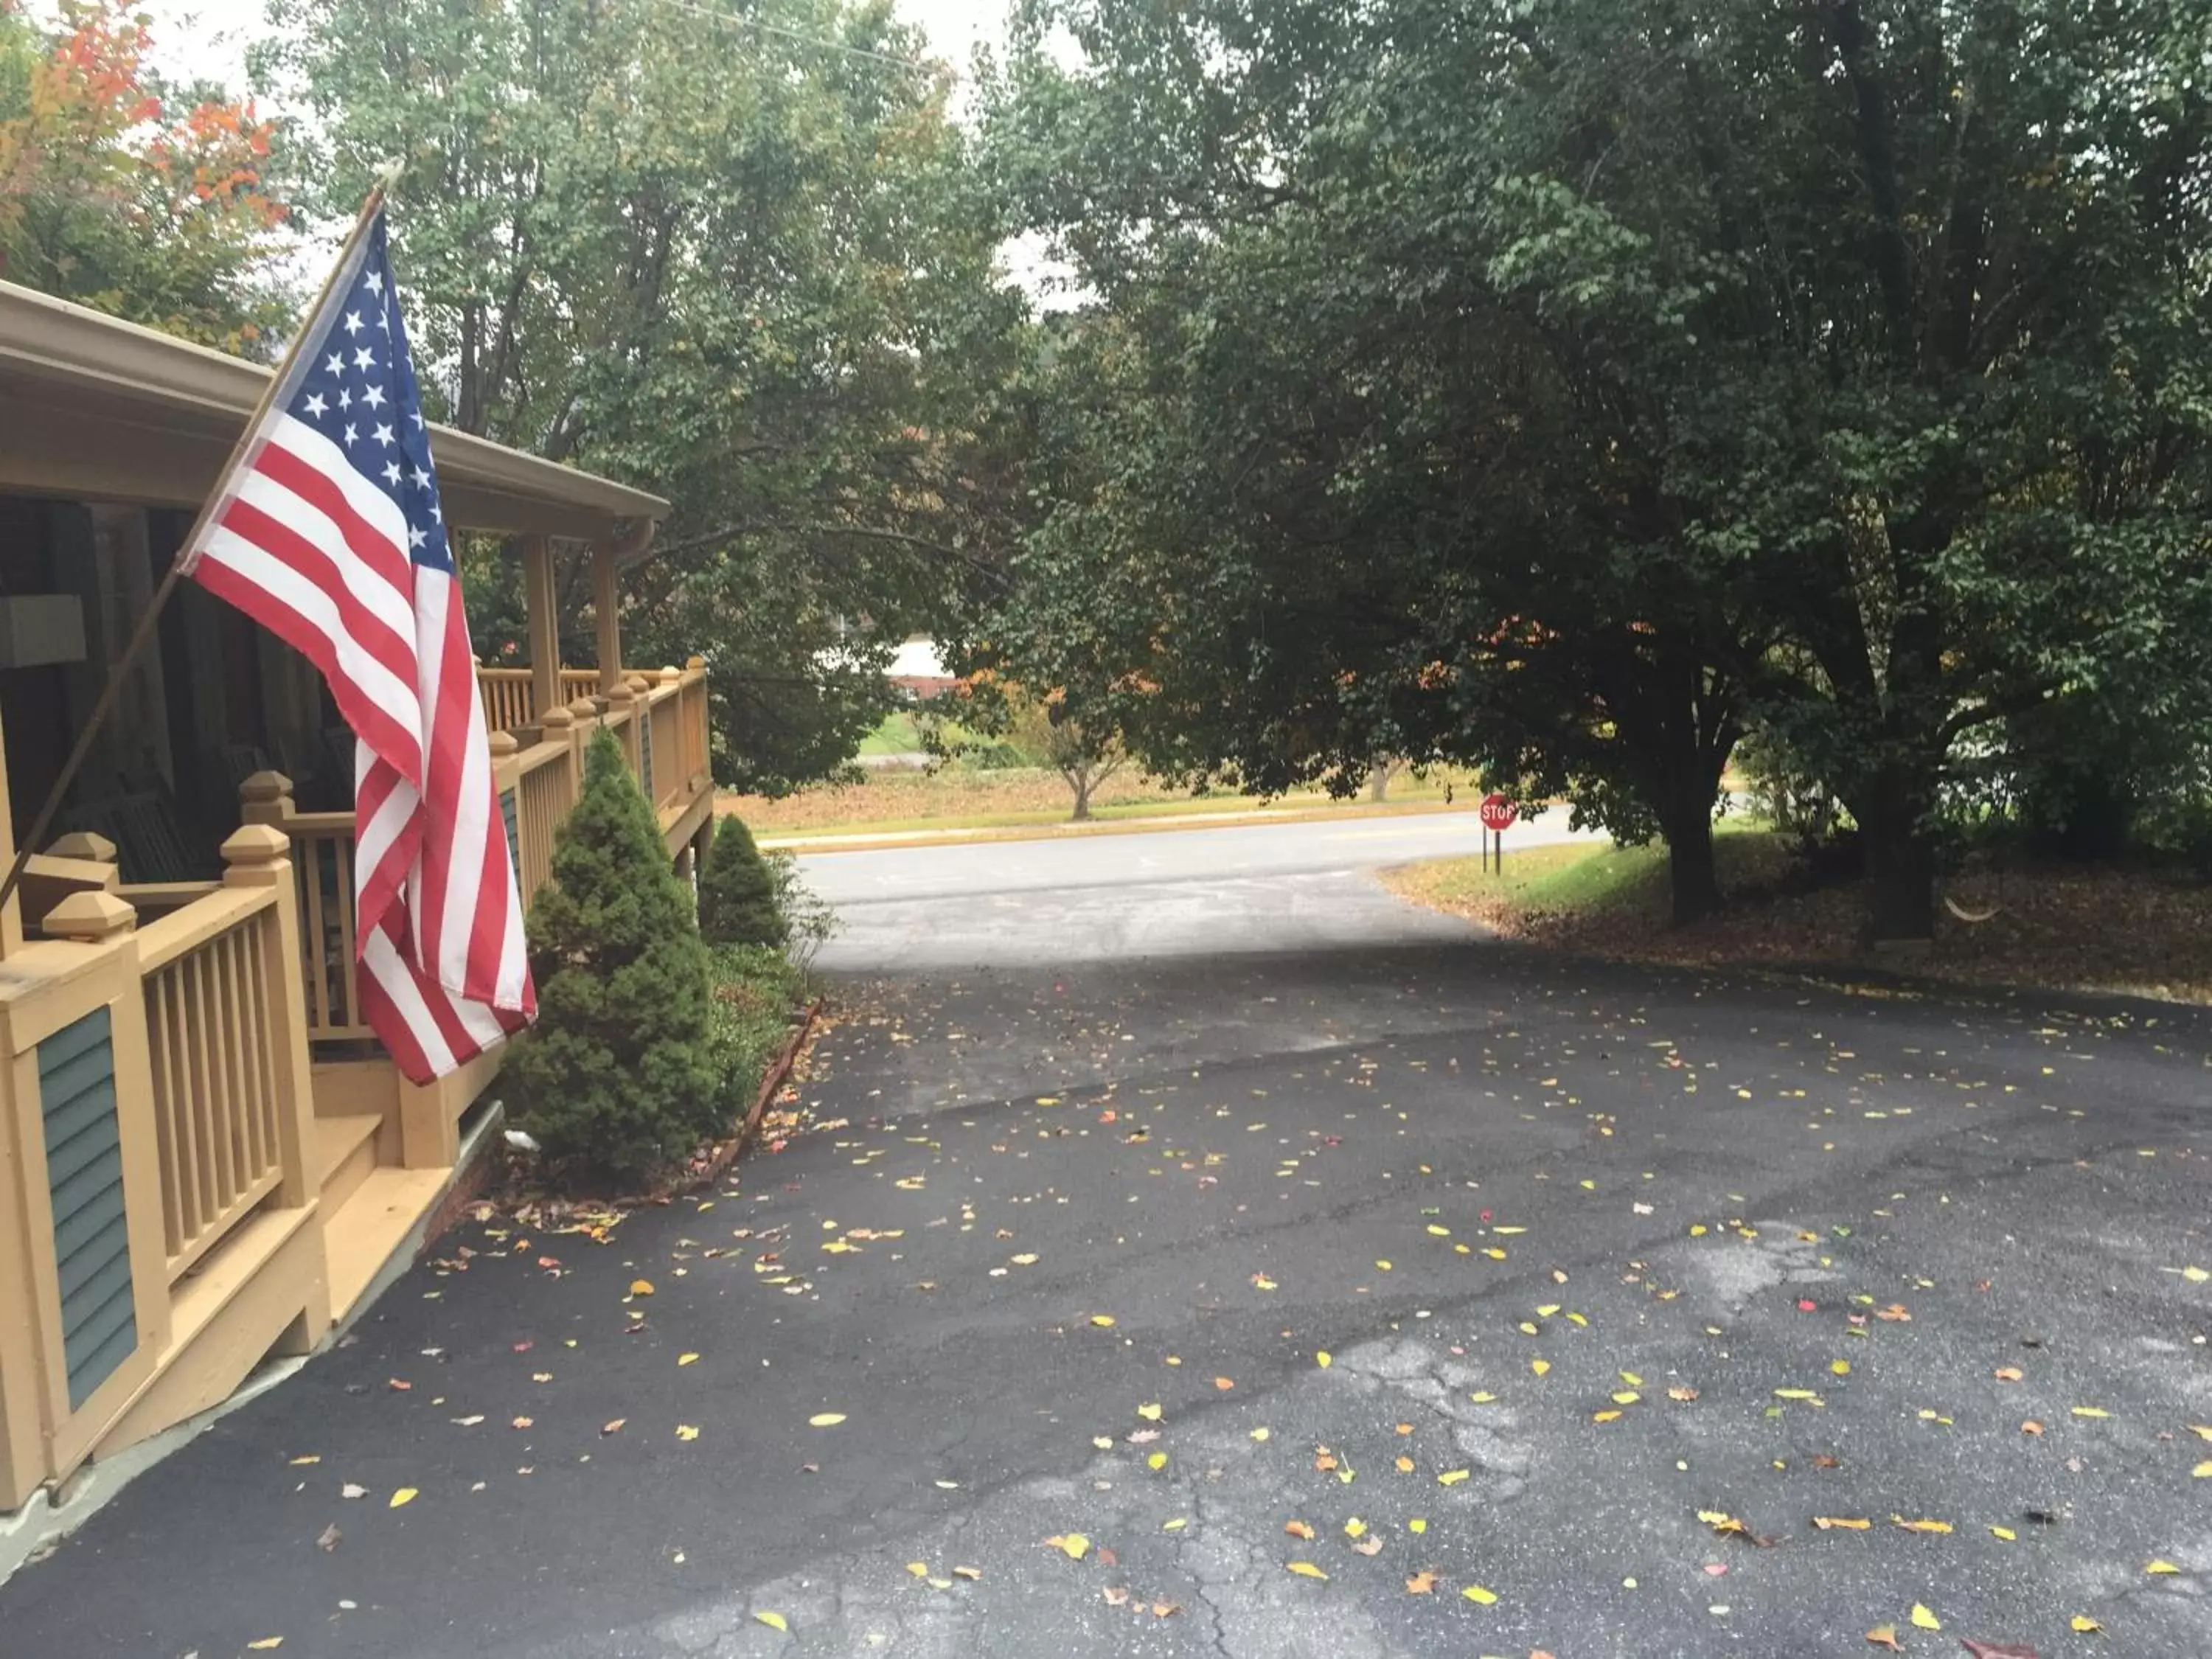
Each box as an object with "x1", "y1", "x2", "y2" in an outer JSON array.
[{"x1": 0, "y1": 169, "x2": 401, "y2": 922}]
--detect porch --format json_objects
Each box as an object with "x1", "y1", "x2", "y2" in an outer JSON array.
[{"x1": 0, "y1": 280, "x2": 716, "y2": 1514}]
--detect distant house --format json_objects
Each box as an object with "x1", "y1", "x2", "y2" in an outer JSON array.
[{"x1": 886, "y1": 637, "x2": 956, "y2": 700}]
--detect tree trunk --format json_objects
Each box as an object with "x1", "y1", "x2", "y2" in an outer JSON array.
[
  {"x1": 1069, "y1": 771, "x2": 1093, "y2": 821},
  {"x1": 1367, "y1": 762, "x2": 1391, "y2": 803},
  {"x1": 1851, "y1": 761, "x2": 1938, "y2": 943},
  {"x1": 1664, "y1": 813, "x2": 1723, "y2": 926}
]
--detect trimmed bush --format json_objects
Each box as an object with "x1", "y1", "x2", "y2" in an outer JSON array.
[
  {"x1": 698, "y1": 813, "x2": 787, "y2": 948},
  {"x1": 507, "y1": 729, "x2": 717, "y2": 1185}
]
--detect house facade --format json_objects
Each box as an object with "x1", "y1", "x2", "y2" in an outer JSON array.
[{"x1": 0, "y1": 281, "x2": 716, "y2": 1514}]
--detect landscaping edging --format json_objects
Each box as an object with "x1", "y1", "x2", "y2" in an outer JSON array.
[{"x1": 686, "y1": 995, "x2": 824, "y2": 1191}]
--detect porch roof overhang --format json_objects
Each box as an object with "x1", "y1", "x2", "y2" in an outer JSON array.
[{"x1": 0, "y1": 281, "x2": 669, "y2": 546}]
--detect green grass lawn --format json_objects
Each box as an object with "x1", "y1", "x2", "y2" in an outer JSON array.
[{"x1": 1385, "y1": 817, "x2": 1784, "y2": 926}]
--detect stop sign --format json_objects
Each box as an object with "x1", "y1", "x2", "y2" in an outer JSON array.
[{"x1": 1478, "y1": 792, "x2": 1517, "y2": 832}]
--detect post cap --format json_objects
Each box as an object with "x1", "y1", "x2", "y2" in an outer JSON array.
[
  {"x1": 568, "y1": 697, "x2": 599, "y2": 719},
  {"x1": 46, "y1": 831, "x2": 117, "y2": 863},
  {"x1": 220, "y1": 823, "x2": 292, "y2": 866},
  {"x1": 240, "y1": 769, "x2": 295, "y2": 805},
  {"x1": 42, "y1": 890, "x2": 136, "y2": 942},
  {"x1": 541, "y1": 706, "x2": 575, "y2": 731},
  {"x1": 685, "y1": 655, "x2": 706, "y2": 671},
  {"x1": 487, "y1": 730, "x2": 520, "y2": 757}
]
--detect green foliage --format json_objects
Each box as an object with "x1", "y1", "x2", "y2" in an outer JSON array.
[
  {"x1": 0, "y1": 0, "x2": 293, "y2": 352},
  {"x1": 256, "y1": 0, "x2": 1036, "y2": 791},
  {"x1": 703, "y1": 943, "x2": 804, "y2": 1132},
  {"x1": 507, "y1": 730, "x2": 716, "y2": 1186},
  {"x1": 972, "y1": 0, "x2": 2212, "y2": 936},
  {"x1": 698, "y1": 813, "x2": 787, "y2": 950}
]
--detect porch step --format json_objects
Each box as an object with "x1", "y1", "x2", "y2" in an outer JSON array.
[
  {"x1": 93, "y1": 1203, "x2": 323, "y2": 1463},
  {"x1": 322, "y1": 1166, "x2": 449, "y2": 1323},
  {"x1": 314, "y1": 1113, "x2": 383, "y2": 1213}
]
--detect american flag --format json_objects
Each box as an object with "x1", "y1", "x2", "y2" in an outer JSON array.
[{"x1": 182, "y1": 207, "x2": 534, "y2": 1082}]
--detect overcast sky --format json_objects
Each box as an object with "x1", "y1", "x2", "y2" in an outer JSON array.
[{"x1": 151, "y1": 0, "x2": 1012, "y2": 100}]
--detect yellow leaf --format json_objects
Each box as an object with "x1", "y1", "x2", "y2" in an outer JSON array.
[
  {"x1": 1426, "y1": 1225, "x2": 1450, "y2": 1237},
  {"x1": 1619, "y1": 1371, "x2": 1644, "y2": 1386},
  {"x1": 2183, "y1": 1266, "x2": 2209, "y2": 1283},
  {"x1": 1830, "y1": 1360, "x2": 1851, "y2": 1376},
  {"x1": 1437, "y1": 1469, "x2": 1470, "y2": 1486},
  {"x1": 1990, "y1": 1526, "x2": 2017, "y2": 1541},
  {"x1": 1517, "y1": 1322, "x2": 1539, "y2": 1336},
  {"x1": 1774, "y1": 1388, "x2": 1820, "y2": 1401},
  {"x1": 1697, "y1": 1511, "x2": 1747, "y2": 1536},
  {"x1": 1592, "y1": 1411, "x2": 1622, "y2": 1424},
  {"x1": 2195, "y1": 1461, "x2": 2212, "y2": 1478},
  {"x1": 1461, "y1": 1584, "x2": 1497, "y2": 1604},
  {"x1": 1147, "y1": 1451, "x2": 1168, "y2": 1471},
  {"x1": 1316, "y1": 1351, "x2": 1332, "y2": 1368},
  {"x1": 1891, "y1": 1516, "x2": 1953, "y2": 1534},
  {"x1": 1395, "y1": 1455, "x2": 1415, "y2": 1472},
  {"x1": 809, "y1": 1413, "x2": 846, "y2": 1427},
  {"x1": 287, "y1": 1455, "x2": 319, "y2": 1467},
  {"x1": 906, "y1": 1562, "x2": 929, "y2": 1578},
  {"x1": 1250, "y1": 1427, "x2": 1271, "y2": 1441},
  {"x1": 1408, "y1": 1517, "x2": 1427, "y2": 1534},
  {"x1": 1010, "y1": 1253, "x2": 1039, "y2": 1265},
  {"x1": 1091, "y1": 1436, "x2": 1113, "y2": 1450},
  {"x1": 1284, "y1": 1520, "x2": 1315, "y2": 1540},
  {"x1": 1689, "y1": 1224, "x2": 1708, "y2": 1237},
  {"x1": 2189, "y1": 1426, "x2": 2212, "y2": 1441},
  {"x1": 1470, "y1": 1391, "x2": 1498, "y2": 1404},
  {"x1": 2072, "y1": 1405, "x2": 2110, "y2": 1419},
  {"x1": 1287, "y1": 1561, "x2": 1329, "y2": 1579},
  {"x1": 389, "y1": 1488, "x2": 417, "y2": 1509},
  {"x1": 1089, "y1": 1315, "x2": 1116, "y2": 1328},
  {"x1": 1611, "y1": 1391, "x2": 1641, "y2": 1405},
  {"x1": 1910, "y1": 1604, "x2": 1941, "y2": 1631},
  {"x1": 2071, "y1": 1614, "x2": 2102, "y2": 1633},
  {"x1": 1163, "y1": 1517, "x2": 1187, "y2": 1531},
  {"x1": 953, "y1": 1565, "x2": 982, "y2": 1580},
  {"x1": 1375, "y1": 1259, "x2": 1393, "y2": 1271},
  {"x1": 1536, "y1": 1304, "x2": 1561, "y2": 1318},
  {"x1": 754, "y1": 1611, "x2": 788, "y2": 1632},
  {"x1": 247, "y1": 1642, "x2": 283, "y2": 1652},
  {"x1": 1531, "y1": 1359, "x2": 1551, "y2": 1377},
  {"x1": 1813, "y1": 1517, "x2": 1871, "y2": 1530},
  {"x1": 1137, "y1": 1402, "x2": 1163, "y2": 1421},
  {"x1": 1052, "y1": 1533, "x2": 1091, "y2": 1559},
  {"x1": 629, "y1": 1279, "x2": 654, "y2": 1296},
  {"x1": 678, "y1": 1353, "x2": 699, "y2": 1366},
  {"x1": 2147, "y1": 1559, "x2": 2181, "y2": 1574},
  {"x1": 676, "y1": 1425, "x2": 700, "y2": 1441},
  {"x1": 1343, "y1": 1517, "x2": 1367, "y2": 1539},
  {"x1": 1484, "y1": 1247, "x2": 1506, "y2": 1260}
]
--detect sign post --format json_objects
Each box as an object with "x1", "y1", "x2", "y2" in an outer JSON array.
[{"x1": 1478, "y1": 792, "x2": 1518, "y2": 873}]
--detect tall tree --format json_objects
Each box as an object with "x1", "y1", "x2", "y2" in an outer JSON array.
[
  {"x1": 1, "y1": 0, "x2": 291, "y2": 352},
  {"x1": 260, "y1": 0, "x2": 1033, "y2": 790}
]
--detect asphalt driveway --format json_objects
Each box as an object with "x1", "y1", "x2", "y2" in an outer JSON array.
[{"x1": 3, "y1": 816, "x2": 2208, "y2": 1659}]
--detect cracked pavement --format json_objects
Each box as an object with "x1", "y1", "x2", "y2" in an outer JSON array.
[{"x1": 3, "y1": 818, "x2": 2209, "y2": 1658}]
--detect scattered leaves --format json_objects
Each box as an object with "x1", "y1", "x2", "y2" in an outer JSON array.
[
  {"x1": 1048, "y1": 1533, "x2": 1091, "y2": 1560},
  {"x1": 1287, "y1": 1561, "x2": 1329, "y2": 1580},
  {"x1": 1891, "y1": 1515, "x2": 1953, "y2": 1534}
]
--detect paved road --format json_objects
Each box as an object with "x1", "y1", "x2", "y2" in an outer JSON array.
[
  {"x1": 801, "y1": 807, "x2": 1595, "y2": 970},
  {"x1": 5, "y1": 819, "x2": 2211, "y2": 1659}
]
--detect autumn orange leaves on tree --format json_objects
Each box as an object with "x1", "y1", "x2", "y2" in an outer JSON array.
[{"x1": 0, "y1": 0, "x2": 289, "y2": 352}]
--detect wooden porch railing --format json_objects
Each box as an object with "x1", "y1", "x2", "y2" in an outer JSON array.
[
  {"x1": 136, "y1": 885, "x2": 288, "y2": 1280},
  {"x1": 478, "y1": 666, "x2": 535, "y2": 734}
]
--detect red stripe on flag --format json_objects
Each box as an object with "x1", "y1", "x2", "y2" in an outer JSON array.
[{"x1": 252, "y1": 440, "x2": 417, "y2": 597}]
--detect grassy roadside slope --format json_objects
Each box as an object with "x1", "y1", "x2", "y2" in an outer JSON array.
[{"x1": 1383, "y1": 829, "x2": 2212, "y2": 1006}]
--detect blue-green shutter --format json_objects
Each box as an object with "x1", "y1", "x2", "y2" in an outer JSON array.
[
  {"x1": 38, "y1": 1008, "x2": 136, "y2": 1408},
  {"x1": 500, "y1": 786, "x2": 522, "y2": 892}
]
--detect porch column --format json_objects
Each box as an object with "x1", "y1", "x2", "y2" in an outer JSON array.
[
  {"x1": 592, "y1": 540, "x2": 622, "y2": 695},
  {"x1": 521, "y1": 533, "x2": 562, "y2": 724}
]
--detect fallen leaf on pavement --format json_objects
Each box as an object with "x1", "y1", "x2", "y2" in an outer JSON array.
[
  {"x1": 389, "y1": 1488, "x2": 417, "y2": 1509},
  {"x1": 1405, "y1": 1570, "x2": 1437, "y2": 1594},
  {"x1": 1097, "y1": 1546, "x2": 1119, "y2": 1567},
  {"x1": 2194, "y1": 1461, "x2": 2212, "y2": 1478},
  {"x1": 1351, "y1": 1536, "x2": 1383, "y2": 1556},
  {"x1": 2071, "y1": 1406, "x2": 2110, "y2": 1419},
  {"x1": 1892, "y1": 1515, "x2": 1953, "y2": 1534},
  {"x1": 386, "y1": 1379, "x2": 411, "y2": 1392},
  {"x1": 511, "y1": 1416, "x2": 532, "y2": 1430},
  {"x1": 808, "y1": 1413, "x2": 846, "y2": 1427},
  {"x1": 2146, "y1": 1559, "x2": 2180, "y2": 1574},
  {"x1": 1461, "y1": 1584, "x2": 1496, "y2": 1604},
  {"x1": 678, "y1": 1353, "x2": 698, "y2": 1366},
  {"x1": 1993, "y1": 1367, "x2": 2023, "y2": 1382},
  {"x1": 1911, "y1": 1602, "x2": 1941, "y2": 1630},
  {"x1": 288, "y1": 1455, "x2": 319, "y2": 1467},
  {"x1": 1089, "y1": 1315, "x2": 1116, "y2": 1328},
  {"x1": 629, "y1": 1279, "x2": 653, "y2": 1297},
  {"x1": 1287, "y1": 1562, "x2": 1329, "y2": 1579},
  {"x1": 1151, "y1": 1601, "x2": 1180, "y2": 1618},
  {"x1": 1316, "y1": 1351, "x2": 1332, "y2": 1368},
  {"x1": 676, "y1": 1425, "x2": 700, "y2": 1441},
  {"x1": 1214, "y1": 1376, "x2": 1235, "y2": 1391},
  {"x1": 2069, "y1": 1615, "x2": 2101, "y2": 1633},
  {"x1": 1136, "y1": 1403, "x2": 1163, "y2": 1421},
  {"x1": 1814, "y1": 1517, "x2": 1871, "y2": 1530},
  {"x1": 1284, "y1": 1520, "x2": 1315, "y2": 1540},
  {"x1": 1438, "y1": 1469, "x2": 1470, "y2": 1486},
  {"x1": 247, "y1": 1641, "x2": 283, "y2": 1652},
  {"x1": 953, "y1": 1566, "x2": 981, "y2": 1581},
  {"x1": 1864, "y1": 1627, "x2": 1901, "y2": 1651},
  {"x1": 1048, "y1": 1533, "x2": 1091, "y2": 1559},
  {"x1": 1698, "y1": 1510, "x2": 1748, "y2": 1537},
  {"x1": 601, "y1": 1419, "x2": 626, "y2": 1436},
  {"x1": 1102, "y1": 1586, "x2": 1130, "y2": 1607},
  {"x1": 905, "y1": 1562, "x2": 928, "y2": 1579},
  {"x1": 316, "y1": 1524, "x2": 341, "y2": 1552},
  {"x1": 2022, "y1": 1421, "x2": 2044, "y2": 1435},
  {"x1": 340, "y1": 1484, "x2": 366, "y2": 1499},
  {"x1": 753, "y1": 1611, "x2": 787, "y2": 1631},
  {"x1": 1669, "y1": 1386, "x2": 1699, "y2": 1401}
]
